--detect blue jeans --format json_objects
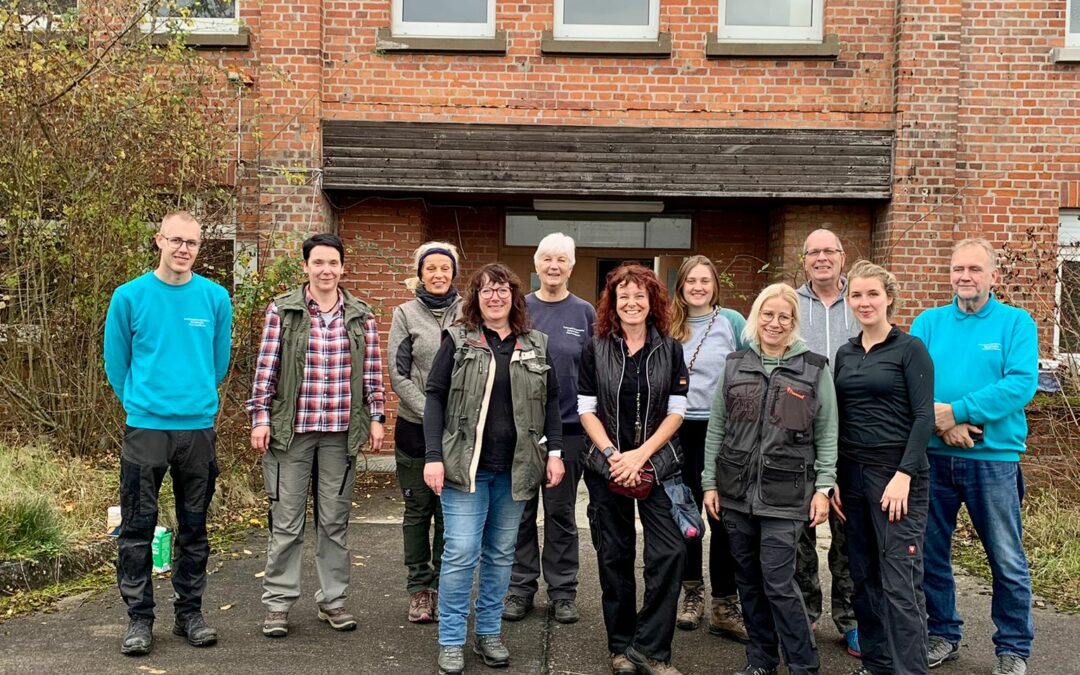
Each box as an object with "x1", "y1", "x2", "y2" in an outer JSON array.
[
  {"x1": 924, "y1": 455, "x2": 1034, "y2": 658},
  {"x1": 438, "y1": 469, "x2": 526, "y2": 646}
]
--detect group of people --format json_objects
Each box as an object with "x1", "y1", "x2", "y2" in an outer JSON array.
[{"x1": 104, "y1": 211, "x2": 1039, "y2": 675}]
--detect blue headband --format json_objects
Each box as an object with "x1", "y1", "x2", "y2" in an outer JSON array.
[{"x1": 417, "y1": 247, "x2": 458, "y2": 279}]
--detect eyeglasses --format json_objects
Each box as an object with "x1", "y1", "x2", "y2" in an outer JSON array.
[
  {"x1": 479, "y1": 287, "x2": 511, "y2": 299},
  {"x1": 804, "y1": 248, "x2": 842, "y2": 258},
  {"x1": 760, "y1": 310, "x2": 793, "y2": 327},
  {"x1": 159, "y1": 235, "x2": 201, "y2": 250}
]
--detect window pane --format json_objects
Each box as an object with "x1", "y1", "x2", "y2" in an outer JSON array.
[
  {"x1": 402, "y1": 0, "x2": 487, "y2": 23},
  {"x1": 564, "y1": 0, "x2": 650, "y2": 26},
  {"x1": 726, "y1": 0, "x2": 813, "y2": 27},
  {"x1": 1063, "y1": 259, "x2": 1080, "y2": 353},
  {"x1": 158, "y1": 0, "x2": 236, "y2": 19},
  {"x1": 1072, "y1": 0, "x2": 1080, "y2": 34},
  {"x1": 505, "y1": 213, "x2": 691, "y2": 249},
  {"x1": 645, "y1": 219, "x2": 693, "y2": 248},
  {"x1": 18, "y1": 0, "x2": 76, "y2": 13}
]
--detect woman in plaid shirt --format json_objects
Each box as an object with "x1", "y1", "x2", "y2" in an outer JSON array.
[{"x1": 246, "y1": 233, "x2": 386, "y2": 639}]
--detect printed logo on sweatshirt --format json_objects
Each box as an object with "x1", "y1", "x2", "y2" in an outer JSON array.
[
  {"x1": 185, "y1": 317, "x2": 209, "y2": 329},
  {"x1": 563, "y1": 325, "x2": 585, "y2": 338},
  {"x1": 979, "y1": 342, "x2": 1002, "y2": 352}
]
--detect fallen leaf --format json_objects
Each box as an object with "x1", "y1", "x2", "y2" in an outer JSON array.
[
  {"x1": 242, "y1": 549, "x2": 252, "y2": 555},
  {"x1": 219, "y1": 604, "x2": 233, "y2": 611},
  {"x1": 249, "y1": 518, "x2": 261, "y2": 526},
  {"x1": 254, "y1": 571, "x2": 265, "y2": 578}
]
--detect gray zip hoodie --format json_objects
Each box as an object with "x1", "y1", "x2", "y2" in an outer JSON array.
[
  {"x1": 796, "y1": 278, "x2": 860, "y2": 365},
  {"x1": 388, "y1": 295, "x2": 463, "y2": 424}
]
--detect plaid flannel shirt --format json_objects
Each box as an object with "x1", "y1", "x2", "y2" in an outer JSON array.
[{"x1": 246, "y1": 288, "x2": 385, "y2": 432}]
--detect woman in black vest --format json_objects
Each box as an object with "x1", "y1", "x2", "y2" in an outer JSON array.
[
  {"x1": 832, "y1": 261, "x2": 934, "y2": 675},
  {"x1": 422, "y1": 263, "x2": 564, "y2": 675},
  {"x1": 578, "y1": 263, "x2": 690, "y2": 675},
  {"x1": 701, "y1": 282, "x2": 839, "y2": 675}
]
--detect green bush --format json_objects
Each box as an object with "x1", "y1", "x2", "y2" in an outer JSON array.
[{"x1": 0, "y1": 491, "x2": 69, "y2": 559}]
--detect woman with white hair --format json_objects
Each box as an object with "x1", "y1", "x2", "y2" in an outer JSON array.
[
  {"x1": 702, "y1": 283, "x2": 838, "y2": 675},
  {"x1": 388, "y1": 241, "x2": 463, "y2": 624},
  {"x1": 504, "y1": 232, "x2": 596, "y2": 625}
]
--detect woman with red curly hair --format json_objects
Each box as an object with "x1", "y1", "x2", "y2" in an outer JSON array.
[{"x1": 578, "y1": 263, "x2": 690, "y2": 675}]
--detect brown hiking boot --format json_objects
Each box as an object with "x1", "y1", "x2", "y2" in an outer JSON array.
[
  {"x1": 409, "y1": 589, "x2": 435, "y2": 624},
  {"x1": 675, "y1": 582, "x2": 706, "y2": 630},
  {"x1": 610, "y1": 652, "x2": 637, "y2": 674},
  {"x1": 709, "y1": 594, "x2": 750, "y2": 642},
  {"x1": 262, "y1": 611, "x2": 288, "y2": 638},
  {"x1": 317, "y1": 606, "x2": 357, "y2": 631},
  {"x1": 626, "y1": 645, "x2": 684, "y2": 675}
]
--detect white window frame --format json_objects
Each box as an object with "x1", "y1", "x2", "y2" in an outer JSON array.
[
  {"x1": 1056, "y1": 210, "x2": 1080, "y2": 360},
  {"x1": 144, "y1": 0, "x2": 241, "y2": 35},
  {"x1": 19, "y1": 0, "x2": 77, "y2": 31},
  {"x1": 553, "y1": 0, "x2": 660, "y2": 41},
  {"x1": 717, "y1": 0, "x2": 823, "y2": 43},
  {"x1": 391, "y1": 0, "x2": 495, "y2": 38},
  {"x1": 1068, "y1": 0, "x2": 1080, "y2": 47}
]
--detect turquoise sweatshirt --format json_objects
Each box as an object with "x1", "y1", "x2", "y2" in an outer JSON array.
[
  {"x1": 104, "y1": 272, "x2": 232, "y2": 430},
  {"x1": 909, "y1": 295, "x2": 1038, "y2": 462}
]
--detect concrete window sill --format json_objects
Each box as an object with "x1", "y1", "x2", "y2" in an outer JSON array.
[
  {"x1": 375, "y1": 27, "x2": 507, "y2": 54},
  {"x1": 540, "y1": 30, "x2": 671, "y2": 57},
  {"x1": 1051, "y1": 47, "x2": 1080, "y2": 63},
  {"x1": 705, "y1": 32, "x2": 839, "y2": 59},
  {"x1": 143, "y1": 25, "x2": 250, "y2": 49}
]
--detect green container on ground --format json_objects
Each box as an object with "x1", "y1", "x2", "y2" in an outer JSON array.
[{"x1": 151, "y1": 526, "x2": 172, "y2": 574}]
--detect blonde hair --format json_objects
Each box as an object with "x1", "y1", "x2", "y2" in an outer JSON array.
[
  {"x1": 952, "y1": 237, "x2": 998, "y2": 271},
  {"x1": 405, "y1": 240, "x2": 460, "y2": 291},
  {"x1": 742, "y1": 283, "x2": 801, "y2": 349},
  {"x1": 847, "y1": 259, "x2": 901, "y2": 320},
  {"x1": 670, "y1": 255, "x2": 723, "y2": 343}
]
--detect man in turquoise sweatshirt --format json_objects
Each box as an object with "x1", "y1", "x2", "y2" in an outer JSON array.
[
  {"x1": 911, "y1": 238, "x2": 1038, "y2": 675},
  {"x1": 104, "y1": 212, "x2": 232, "y2": 657}
]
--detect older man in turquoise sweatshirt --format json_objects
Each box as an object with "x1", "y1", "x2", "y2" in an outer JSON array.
[{"x1": 911, "y1": 238, "x2": 1038, "y2": 675}]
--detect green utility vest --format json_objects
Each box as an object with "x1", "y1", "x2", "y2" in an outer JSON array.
[
  {"x1": 441, "y1": 326, "x2": 551, "y2": 501},
  {"x1": 268, "y1": 285, "x2": 374, "y2": 457}
]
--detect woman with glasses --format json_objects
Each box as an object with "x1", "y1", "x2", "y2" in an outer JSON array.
[
  {"x1": 669, "y1": 255, "x2": 749, "y2": 641},
  {"x1": 832, "y1": 261, "x2": 934, "y2": 675},
  {"x1": 388, "y1": 241, "x2": 463, "y2": 624},
  {"x1": 423, "y1": 263, "x2": 564, "y2": 675},
  {"x1": 578, "y1": 263, "x2": 689, "y2": 675},
  {"x1": 702, "y1": 283, "x2": 838, "y2": 675}
]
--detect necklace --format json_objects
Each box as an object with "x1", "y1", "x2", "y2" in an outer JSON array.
[
  {"x1": 687, "y1": 308, "x2": 719, "y2": 373},
  {"x1": 628, "y1": 347, "x2": 644, "y2": 446}
]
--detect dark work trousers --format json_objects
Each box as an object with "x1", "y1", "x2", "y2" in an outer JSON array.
[
  {"x1": 585, "y1": 470, "x2": 684, "y2": 663},
  {"x1": 795, "y1": 507, "x2": 858, "y2": 634},
  {"x1": 678, "y1": 420, "x2": 738, "y2": 597},
  {"x1": 394, "y1": 418, "x2": 443, "y2": 594},
  {"x1": 839, "y1": 459, "x2": 929, "y2": 675},
  {"x1": 509, "y1": 432, "x2": 585, "y2": 602},
  {"x1": 117, "y1": 426, "x2": 218, "y2": 622},
  {"x1": 723, "y1": 509, "x2": 819, "y2": 675}
]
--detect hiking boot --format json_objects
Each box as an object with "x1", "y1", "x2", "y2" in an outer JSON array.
[
  {"x1": 473, "y1": 634, "x2": 510, "y2": 667},
  {"x1": 845, "y1": 627, "x2": 862, "y2": 658},
  {"x1": 928, "y1": 636, "x2": 960, "y2": 668},
  {"x1": 551, "y1": 598, "x2": 579, "y2": 624},
  {"x1": 676, "y1": 582, "x2": 706, "y2": 630},
  {"x1": 733, "y1": 665, "x2": 777, "y2": 675},
  {"x1": 262, "y1": 611, "x2": 289, "y2": 638},
  {"x1": 409, "y1": 589, "x2": 435, "y2": 624},
  {"x1": 610, "y1": 652, "x2": 637, "y2": 674},
  {"x1": 709, "y1": 594, "x2": 749, "y2": 643},
  {"x1": 991, "y1": 653, "x2": 1028, "y2": 675},
  {"x1": 626, "y1": 645, "x2": 683, "y2": 675},
  {"x1": 437, "y1": 644, "x2": 465, "y2": 675},
  {"x1": 172, "y1": 612, "x2": 218, "y2": 647},
  {"x1": 317, "y1": 606, "x2": 357, "y2": 631},
  {"x1": 501, "y1": 593, "x2": 532, "y2": 621},
  {"x1": 120, "y1": 617, "x2": 154, "y2": 656}
]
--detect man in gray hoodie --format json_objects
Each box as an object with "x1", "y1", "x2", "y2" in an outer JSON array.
[{"x1": 794, "y1": 229, "x2": 861, "y2": 658}]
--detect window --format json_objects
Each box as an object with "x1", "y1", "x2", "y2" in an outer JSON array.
[
  {"x1": 1069, "y1": 0, "x2": 1080, "y2": 47},
  {"x1": 505, "y1": 213, "x2": 692, "y2": 249},
  {"x1": 391, "y1": 0, "x2": 495, "y2": 38},
  {"x1": 554, "y1": 0, "x2": 659, "y2": 41},
  {"x1": 149, "y1": 0, "x2": 239, "y2": 33},
  {"x1": 717, "y1": 0, "x2": 823, "y2": 42},
  {"x1": 1057, "y1": 211, "x2": 1080, "y2": 357},
  {"x1": 18, "y1": 0, "x2": 77, "y2": 28}
]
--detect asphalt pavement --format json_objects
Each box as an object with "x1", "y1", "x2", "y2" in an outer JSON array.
[{"x1": 1, "y1": 472, "x2": 1078, "y2": 674}]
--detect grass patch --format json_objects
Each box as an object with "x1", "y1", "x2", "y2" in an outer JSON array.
[
  {"x1": 953, "y1": 486, "x2": 1080, "y2": 612},
  {"x1": 0, "y1": 569, "x2": 115, "y2": 621}
]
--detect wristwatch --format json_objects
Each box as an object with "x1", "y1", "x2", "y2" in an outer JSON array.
[
  {"x1": 601, "y1": 446, "x2": 616, "y2": 459},
  {"x1": 371, "y1": 414, "x2": 386, "y2": 423}
]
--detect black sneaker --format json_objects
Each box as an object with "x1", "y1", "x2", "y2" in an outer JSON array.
[
  {"x1": 437, "y1": 645, "x2": 465, "y2": 675},
  {"x1": 551, "y1": 598, "x2": 579, "y2": 624},
  {"x1": 501, "y1": 594, "x2": 532, "y2": 621},
  {"x1": 172, "y1": 611, "x2": 218, "y2": 647},
  {"x1": 120, "y1": 617, "x2": 154, "y2": 656}
]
